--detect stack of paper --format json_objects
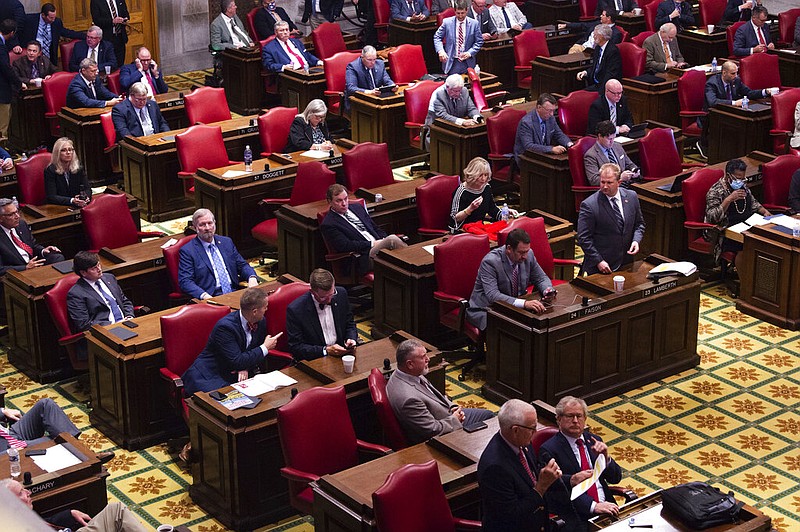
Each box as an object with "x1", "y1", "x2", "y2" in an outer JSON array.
[{"x1": 231, "y1": 371, "x2": 298, "y2": 396}]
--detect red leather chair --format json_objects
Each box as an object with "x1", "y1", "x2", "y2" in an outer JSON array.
[
  {"x1": 416, "y1": 174, "x2": 460, "y2": 237},
  {"x1": 251, "y1": 160, "x2": 336, "y2": 248},
  {"x1": 677, "y1": 70, "x2": 706, "y2": 145},
  {"x1": 368, "y1": 368, "x2": 408, "y2": 451},
  {"x1": 630, "y1": 30, "x2": 654, "y2": 47},
  {"x1": 616, "y1": 26, "x2": 630, "y2": 43},
  {"x1": 264, "y1": 282, "x2": 311, "y2": 370},
  {"x1": 175, "y1": 124, "x2": 238, "y2": 196},
  {"x1": 60, "y1": 39, "x2": 78, "y2": 72},
  {"x1": 467, "y1": 67, "x2": 508, "y2": 112},
  {"x1": 497, "y1": 217, "x2": 581, "y2": 285},
  {"x1": 770, "y1": 88, "x2": 800, "y2": 155},
  {"x1": 160, "y1": 303, "x2": 231, "y2": 422},
  {"x1": 246, "y1": 6, "x2": 260, "y2": 41},
  {"x1": 436, "y1": 8, "x2": 456, "y2": 26},
  {"x1": 106, "y1": 71, "x2": 122, "y2": 94},
  {"x1": 316, "y1": 198, "x2": 376, "y2": 287},
  {"x1": 698, "y1": 0, "x2": 726, "y2": 27},
  {"x1": 257, "y1": 106, "x2": 298, "y2": 156},
  {"x1": 567, "y1": 136, "x2": 599, "y2": 212},
  {"x1": 761, "y1": 155, "x2": 800, "y2": 213},
  {"x1": 643, "y1": 1, "x2": 658, "y2": 32},
  {"x1": 44, "y1": 274, "x2": 85, "y2": 371},
  {"x1": 579, "y1": 0, "x2": 598, "y2": 21},
  {"x1": 726, "y1": 21, "x2": 746, "y2": 58},
  {"x1": 259, "y1": 36, "x2": 279, "y2": 95},
  {"x1": 372, "y1": 460, "x2": 482, "y2": 532},
  {"x1": 557, "y1": 89, "x2": 599, "y2": 137},
  {"x1": 342, "y1": 141, "x2": 394, "y2": 191},
  {"x1": 277, "y1": 385, "x2": 390, "y2": 515},
  {"x1": 618, "y1": 42, "x2": 646, "y2": 78},
  {"x1": 433, "y1": 233, "x2": 490, "y2": 380},
  {"x1": 403, "y1": 80, "x2": 442, "y2": 149},
  {"x1": 514, "y1": 30, "x2": 549, "y2": 90},
  {"x1": 530, "y1": 426, "x2": 558, "y2": 455},
  {"x1": 739, "y1": 53, "x2": 784, "y2": 92},
  {"x1": 43, "y1": 71, "x2": 73, "y2": 136},
  {"x1": 162, "y1": 235, "x2": 195, "y2": 301},
  {"x1": 374, "y1": 0, "x2": 391, "y2": 45},
  {"x1": 638, "y1": 128, "x2": 704, "y2": 181},
  {"x1": 184, "y1": 86, "x2": 232, "y2": 124},
  {"x1": 312, "y1": 22, "x2": 347, "y2": 60},
  {"x1": 16, "y1": 152, "x2": 50, "y2": 206},
  {"x1": 487, "y1": 106, "x2": 526, "y2": 186},
  {"x1": 324, "y1": 51, "x2": 360, "y2": 117},
  {"x1": 388, "y1": 44, "x2": 428, "y2": 85},
  {"x1": 99, "y1": 112, "x2": 121, "y2": 173},
  {"x1": 82, "y1": 193, "x2": 165, "y2": 251},
  {"x1": 778, "y1": 8, "x2": 800, "y2": 47},
  {"x1": 682, "y1": 168, "x2": 736, "y2": 268}
]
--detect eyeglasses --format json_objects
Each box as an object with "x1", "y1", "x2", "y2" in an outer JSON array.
[
  {"x1": 607, "y1": 90, "x2": 623, "y2": 95},
  {"x1": 560, "y1": 413, "x2": 586, "y2": 420},
  {"x1": 0, "y1": 210, "x2": 20, "y2": 217},
  {"x1": 514, "y1": 424, "x2": 537, "y2": 432}
]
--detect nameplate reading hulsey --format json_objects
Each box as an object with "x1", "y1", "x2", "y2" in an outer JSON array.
[
  {"x1": 29, "y1": 479, "x2": 58, "y2": 495},
  {"x1": 642, "y1": 280, "x2": 677, "y2": 297},
  {"x1": 569, "y1": 303, "x2": 603, "y2": 320},
  {"x1": 253, "y1": 168, "x2": 286, "y2": 181}
]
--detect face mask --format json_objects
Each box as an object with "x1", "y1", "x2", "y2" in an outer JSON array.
[{"x1": 730, "y1": 179, "x2": 745, "y2": 190}]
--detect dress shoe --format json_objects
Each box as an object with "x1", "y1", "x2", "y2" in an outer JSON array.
[
  {"x1": 178, "y1": 442, "x2": 193, "y2": 463},
  {"x1": 97, "y1": 451, "x2": 115, "y2": 465}
]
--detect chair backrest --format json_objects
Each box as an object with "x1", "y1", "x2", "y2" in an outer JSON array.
[
  {"x1": 246, "y1": 7, "x2": 260, "y2": 41},
  {"x1": 578, "y1": 0, "x2": 598, "y2": 20},
  {"x1": 162, "y1": 235, "x2": 195, "y2": 297},
  {"x1": 726, "y1": 21, "x2": 746, "y2": 57},
  {"x1": 42, "y1": 71, "x2": 73, "y2": 115},
  {"x1": 487, "y1": 106, "x2": 526, "y2": 157},
  {"x1": 434, "y1": 233, "x2": 490, "y2": 300},
  {"x1": 778, "y1": 8, "x2": 800, "y2": 45},
  {"x1": 677, "y1": 69, "x2": 706, "y2": 115},
  {"x1": 106, "y1": 71, "x2": 122, "y2": 94},
  {"x1": 368, "y1": 368, "x2": 408, "y2": 451},
  {"x1": 436, "y1": 8, "x2": 456, "y2": 26},
  {"x1": 514, "y1": 29, "x2": 550, "y2": 69},
  {"x1": 373, "y1": 460, "x2": 457, "y2": 532},
  {"x1": 682, "y1": 167, "x2": 723, "y2": 223},
  {"x1": 374, "y1": 0, "x2": 391, "y2": 25},
  {"x1": 60, "y1": 39, "x2": 78, "y2": 72},
  {"x1": 530, "y1": 426, "x2": 558, "y2": 456},
  {"x1": 466, "y1": 68, "x2": 490, "y2": 112},
  {"x1": 81, "y1": 193, "x2": 140, "y2": 250},
  {"x1": 44, "y1": 274, "x2": 81, "y2": 338},
  {"x1": 161, "y1": 303, "x2": 231, "y2": 380},
  {"x1": 290, "y1": 161, "x2": 337, "y2": 205},
  {"x1": 416, "y1": 174, "x2": 460, "y2": 232},
  {"x1": 771, "y1": 88, "x2": 800, "y2": 154},
  {"x1": 616, "y1": 26, "x2": 630, "y2": 43},
  {"x1": 324, "y1": 51, "x2": 360, "y2": 114},
  {"x1": 639, "y1": 128, "x2": 682, "y2": 179},
  {"x1": 16, "y1": 152, "x2": 50, "y2": 206},
  {"x1": 558, "y1": 89, "x2": 599, "y2": 137},
  {"x1": 762, "y1": 155, "x2": 800, "y2": 209},
  {"x1": 388, "y1": 44, "x2": 428, "y2": 85},
  {"x1": 184, "y1": 86, "x2": 232, "y2": 124},
  {"x1": 630, "y1": 30, "x2": 654, "y2": 47},
  {"x1": 497, "y1": 216, "x2": 555, "y2": 279},
  {"x1": 258, "y1": 106, "x2": 298, "y2": 156},
  {"x1": 175, "y1": 124, "x2": 230, "y2": 175},
  {"x1": 100, "y1": 112, "x2": 116, "y2": 149},
  {"x1": 618, "y1": 42, "x2": 646, "y2": 78},
  {"x1": 739, "y1": 53, "x2": 780, "y2": 91},
  {"x1": 404, "y1": 80, "x2": 442, "y2": 126},
  {"x1": 342, "y1": 142, "x2": 394, "y2": 191},
  {"x1": 698, "y1": 0, "x2": 726, "y2": 27},
  {"x1": 312, "y1": 22, "x2": 347, "y2": 60},
  {"x1": 567, "y1": 136, "x2": 598, "y2": 211},
  {"x1": 265, "y1": 282, "x2": 311, "y2": 352},
  {"x1": 643, "y1": 1, "x2": 659, "y2": 32}
]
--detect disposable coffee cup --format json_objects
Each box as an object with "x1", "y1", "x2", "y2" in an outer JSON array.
[
  {"x1": 707, "y1": 24, "x2": 714, "y2": 33},
  {"x1": 33, "y1": 78, "x2": 42, "y2": 87},
  {"x1": 342, "y1": 355, "x2": 355, "y2": 374},
  {"x1": 633, "y1": 7, "x2": 642, "y2": 15},
  {"x1": 613, "y1": 275, "x2": 625, "y2": 292},
  {"x1": 104, "y1": 65, "x2": 111, "y2": 75},
  {"x1": 157, "y1": 526, "x2": 174, "y2": 532}
]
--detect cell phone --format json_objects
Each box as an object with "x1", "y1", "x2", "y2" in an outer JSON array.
[
  {"x1": 122, "y1": 320, "x2": 138, "y2": 328},
  {"x1": 25, "y1": 449, "x2": 46, "y2": 456},
  {"x1": 463, "y1": 421, "x2": 488, "y2": 433},
  {"x1": 209, "y1": 391, "x2": 227, "y2": 401}
]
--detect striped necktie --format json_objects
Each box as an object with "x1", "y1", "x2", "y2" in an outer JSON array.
[{"x1": 0, "y1": 425, "x2": 27, "y2": 449}]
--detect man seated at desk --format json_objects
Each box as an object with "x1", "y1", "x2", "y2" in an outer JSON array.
[
  {"x1": 118, "y1": 46, "x2": 168, "y2": 95},
  {"x1": 587, "y1": 79, "x2": 633, "y2": 136},
  {"x1": 12, "y1": 40, "x2": 55, "y2": 87},
  {"x1": 254, "y1": 0, "x2": 300, "y2": 41},
  {"x1": 468, "y1": 0, "x2": 497, "y2": 41},
  {"x1": 596, "y1": 0, "x2": 638, "y2": 15},
  {"x1": 344, "y1": 45, "x2": 394, "y2": 112},
  {"x1": 68, "y1": 25, "x2": 116, "y2": 73},
  {"x1": 319, "y1": 184, "x2": 407, "y2": 276},
  {"x1": 513, "y1": 93, "x2": 573, "y2": 166},
  {"x1": 178, "y1": 208, "x2": 258, "y2": 300},
  {"x1": 390, "y1": 0, "x2": 429, "y2": 22},
  {"x1": 423, "y1": 73, "x2": 481, "y2": 149},
  {"x1": 210, "y1": 0, "x2": 254, "y2": 52},
  {"x1": 577, "y1": 163, "x2": 645, "y2": 275},
  {"x1": 66, "y1": 58, "x2": 123, "y2": 108},
  {"x1": 44, "y1": 137, "x2": 92, "y2": 207},
  {"x1": 286, "y1": 268, "x2": 358, "y2": 361},
  {"x1": 111, "y1": 81, "x2": 170, "y2": 142},
  {"x1": 262, "y1": 20, "x2": 321, "y2": 73},
  {"x1": 576, "y1": 24, "x2": 622, "y2": 92},
  {"x1": 562, "y1": 10, "x2": 622, "y2": 55},
  {"x1": 733, "y1": 6, "x2": 773, "y2": 57},
  {"x1": 487, "y1": 0, "x2": 531, "y2": 33},
  {"x1": 477, "y1": 399, "x2": 563, "y2": 532},
  {"x1": 67, "y1": 250, "x2": 134, "y2": 335},
  {"x1": 434, "y1": 0, "x2": 482, "y2": 75},
  {"x1": 467, "y1": 228, "x2": 553, "y2": 331},
  {"x1": 654, "y1": 0, "x2": 694, "y2": 33},
  {"x1": 642, "y1": 22, "x2": 687, "y2": 74},
  {"x1": 0, "y1": 197, "x2": 64, "y2": 275},
  {"x1": 539, "y1": 396, "x2": 623, "y2": 527},
  {"x1": 721, "y1": 0, "x2": 761, "y2": 25},
  {"x1": 386, "y1": 338, "x2": 494, "y2": 444},
  {"x1": 0, "y1": 146, "x2": 13, "y2": 172},
  {"x1": 584, "y1": 121, "x2": 639, "y2": 186},
  {"x1": 285, "y1": 99, "x2": 333, "y2": 152}
]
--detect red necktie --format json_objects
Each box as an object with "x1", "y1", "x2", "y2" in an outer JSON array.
[
  {"x1": 145, "y1": 71, "x2": 157, "y2": 94},
  {"x1": 457, "y1": 21, "x2": 464, "y2": 55},
  {"x1": 0, "y1": 425, "x2": 27, "y2": 449},
  {"x1": 518, "y1": 448, "x2": 537, "y2": 486},
  {"x1": 285, "y1": 40, "x2": 307, "y2": 69},
  {"x1": 757, "y1": 27, "x2": 765, "y2": 46},
  {"x1": 576, "y1": 439, "x2": 599, "y2": 502},
  {"x1": 247, "y1": 320, "x2": 259, "y2": 332},
  {"x1": 10, "y1": 230, "x2": 33, "y2": 257}
]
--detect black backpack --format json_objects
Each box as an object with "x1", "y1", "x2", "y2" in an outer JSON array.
[{"x1": 661, "y1": 482, "x2": 744, "y2": 529}]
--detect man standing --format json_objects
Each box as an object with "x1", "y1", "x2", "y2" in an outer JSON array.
[
  {"x1": 468, "y1": 0, "x2": 497, "y2": 41},
  {"x1": 642, "y1": 22, "x2": 687, "y2": 73},
  {"x1": 586, "y1": 79, "x2": 633, "y2": 135},
  {"x1": 467, "y1": 228, "x2": 553, "y2": 331},
  {"x1": 118, "y1": 46, "x2": 167, "y2": 94},
  {"x1": 66, "y1": 58, "x2": 122, "y2": 108},
  {"x1": 302, "y1": 0, "x2": 345, "y2": 29},
  {"x1": 178, "y1": 208, "x2": 258, "y2": 300},
  {"x1": 733, "y1": 6, "x2": 773, "y2": 57},
  {"x1": 386, "y1": 339, "x2": 494, "y2": 444},
  {"x1": 424, "y1": 73, "x2": 482, "y2": 128},
  {"x1": 539, "y1": 396, "x2": 623, "y2": 527},
  {"x1": 286, "y1": 268, "x2": 358, "y2": 361},
  {"x1": 654, "y1": 0, "x2": 694, "y2": 32},
  {"x1": 20, "y1": 3, "x2": 84, "y2": 66},
  {"x1": 0, "y1": 197, "x2": 64, "y2": 275},
  {"x1": 576, "y1": 24, "x2": 622, "y2": 92},
  {"x1": 210, "y1": 0, "x2": 254, "y2": 51},
  {"x1": 584, "y1": 121, "x2": 639, "y2": 186},
  {"x1": 262, "y1": 20, "x2": 321, "y2": 72},
  {"x1": 0, "y1": 19, "x2": 22, "y2": 140},
  {"x1": 90, "y1": 0, "x2": 129, "y2": 67},
  {"x1": 488, "y1": 0, "x2": 531, "y2": 33},
  {"x1": 434, "y1": 0, "x2": 482, "y2": 75},
  {"x1": 12, "y1": 40, "x2": 55, "y2": 86},
  {"x1": 111, "y1": 82, "x2": 170, "y2": 141},
  {"x1": 513, "y1": 93, "x2": 573, "y2": 165},
  {"x1": 477, "y1": 399, "x2": 563, "y2": 532},
  {"x1": 344, "y1": 45, "x2": 394, "y2": 111},
  {"x1": 577, "y1": 163, "x2": 645, "y2": 275},
  {"x1": 67, "y1": 250, "x2": 134, "y2": 333},
  {"x1": 68, "y1": 26, "x2": 117, "y2": 73}
]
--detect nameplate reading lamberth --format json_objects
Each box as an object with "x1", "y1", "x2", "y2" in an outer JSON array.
[{"x1": 231, "y1": 370, "x2": 298, "y2": 396}]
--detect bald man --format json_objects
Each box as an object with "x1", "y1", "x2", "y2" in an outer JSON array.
[
  {"x1": 586, "y1": 79, "x2": 633, "y2": 135},
  {"x1": 118, "y1": 46, "x2": 167, "y2": 94}
]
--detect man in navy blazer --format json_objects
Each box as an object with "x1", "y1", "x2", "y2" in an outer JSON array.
[
  {"x1": 722, "y1": 0, "x2": 761, "y2": 25},
  {"x1": 118, "y1": 46, "x2": 167, "y2": 94},
  {"x1": 390, "y1": 0, "x2": 429, "y2": 21},
  {"x1": 539, "y1": 396, "x2": 624, "y2": 526},
  {"x1": 577, "y1": 163, "x2": 645, "y2": 275},
  {"x1": 513, "y1": 93, "x2": 573, "y2": 165},
  {"x1": 182, "y1": 287, "x2": 282, "y2": 396},
  {"x1": 66, "y1": 58, "x2": 122, "y2": 108},
  {"x1": 262, "y1": 20, "x2": 321, "y2": 72},
  {"x1": 67, "y1": 251, "x2": 134, "y2": 333},
  {"x1": 344, "y1": 45, "x2": 394, "y2": 111},
  {"x1": 178, "y1": 208, "x2": 258, "y2": 299},
  {"x1": 468, "y1": 0, "x2": 496, "y2": 40},
  {"x1": 704, "y1": 60, "x2": 773, "y2": 111},
  {"x1": 586, "y1": 79, "x2": 634, "y2": 135},
  {"x1": 654, "y1": 0, "x2": 694, "y2": 32},
  {"x1": 0, "y1": 197, "x2": 64, "y2": 276},
  {"x1": 68, "y1": 26, "x2": 117, "y2": 73},
  {"x1": 576, "y1": 24, "x2": 622, "y2": 92},
  {"x1": 434, "y1": 0, "x2": 482, "y2": 75},
  {"x1": 111, "y1": 82, "x2": 170, "y2": 141},
  {"x1": 285, "y1": 268, "x2": 358, "y2": 361},
  {"x1": 733, "y1": 6, "x2": 773, "y2": 56},
  {"x1": 20, "y1": 4, "x2": 85, "y2": 65}
]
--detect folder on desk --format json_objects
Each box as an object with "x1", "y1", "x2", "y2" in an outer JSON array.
[
  {"x1": 108, "y1": 326, "x2": 138, "y2": 341},
  {"x1": 52, "y1": 260, "x2": 74, "y2": 274}
]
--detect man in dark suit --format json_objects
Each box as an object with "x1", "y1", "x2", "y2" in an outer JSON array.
[
  {"x1": 178, "y1": 208, "x2": 258, "y2": 300},
  {"x1": 90, "y1": 0, "x2": 129, "y2": 67},
  {"x1": 344, "y1": 45, "x2": 394, "y2": 111},
  {"x1": 319, "y1": 184, "x2": 407, "y2": 276},
  {"x1": 584, "y1": 121, "x2": 639, "y2": 186},
  {"x1": 733, "y1": 6, "x2": 773, "y2": 56},
  {"x1": 0, "y1": 0, "x2": 23, "y2": 52},
  {"x1": 0, "y1": 18, "x2": 22, "y2": 140},
  {"x1": 20, "y1": 4, "x2": 84, "y2": 65},
  {"x1": 285, "y1": 268, "x2": 358, "y2": 361},
  {"x1": 586, "y1": 79, "x2": 633, "y2": 135},
  {"x1": 118, "y1": 46, "x2": 167, "y2": 94},
  {"x1": 182, "y1": 287, "x2": 282, "y2": 396},
  {"x1": 302, "y1": 0, "x2": 344, "y2": 29},
  {"x1": 66, "y1": 58, "x2": 122, "y2": 108},
  {"x1": 254, "y1": 0, "x2": 299, "y2": 40},
  {"x1": 513, "y1": 93, "x2": 573, "y2": 165},
  {"x1": 654, "y1": 0, "x2": 694, "y2": 32},
  {"x1": 68, "y1": 26, "x2": 117, "y2": 73},
  {"x1": 210, "y1": 0, "x2": 254, "y2": 52},
  {"x1": 468, "y1": 0, "x2": 496, "y2": 40},
  {"x1": 67, "y1": 250, "x2": 134, "y2": 336},
  {"x1": 577, "y1": 163, "x2": 645, "y2": 275},
  {"x1": 704, "y1": 60, "x2": 774, "y2": 111},
  {"x1": 721, "y1": 0, "x2": 760, "y2": 25},
  {"x1": 539, "y1": 396, "x2": 624, "y2": 528},
  {"x1": 0, "y1": 197, "x2": 64, "y2": 276},
  {"x1": 595, "y1": 0, "x2": 638, "y2": 16},
  {"x1": 111, "y1": 82, "x2": 169, "y2": 141},
  {"x1": 434, "y1": 0, "x2": 482, "y2": 75},
  {"x1": 424, "y1": 73, "x2": 481, "y2": 127},
  {"x1": 477, "y1": 399, "x2": 563, "y2": 532},
  {"x1": 262, "y1": 20, "x2": 321, "y2": 72},
  {"x1": 577, "y1": 24, "x2": 622, "y2": 92},
  {"x1": 562, "y1": 10, "x2": 623, "y2": 54},
  {"x1": 390, "y1": 0, "x2": 429, "y2": 22},
  {"x1": 12, "y1": 40, "x2": 56, "y2": 86}
]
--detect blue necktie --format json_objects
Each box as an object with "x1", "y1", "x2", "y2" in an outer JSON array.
[
  {"x1": 610, "y1": 197, "x2": 624, "y2": 233},
  {"x1": 96, "y1": 280, "x2": 123, "y2": 321},
  {"x1": 209, "y1": 244, "x2": 232, "y2": 294},
  {"x1": 540, "y1": 120, "x2": 546, "y2": 144},
  {"x1": 606, "y1": 148, "x2": 618, "y2": 164},
  {"x1": 502, "y1": 6, "x2": 512, "y2": 29}
]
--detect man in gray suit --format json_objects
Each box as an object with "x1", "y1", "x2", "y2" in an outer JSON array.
[
  {"x1": 584, "y1": 120, "x2": 639, "y2": 185},
  {"x1": 467, "y1": 228, "x2": 553, "y2": 331},
  {"x1": 513, "y1": 93, "x2": 573, "y2": 165},
  {"x1": 577, "y1": 163, "x2": 645, "y2": 275},
  {"x1": 210, "y1": 0, "x2": 254, "y2": 51},
  {"x1": 642, "y1": 22, "x2": 686, "y2": 73},
  {"x1": 386, "y1": 339, "x2": 493, "y2": 445},
  {"x1": 425, "y1": 73, "x2": 481, "y2": 127}
]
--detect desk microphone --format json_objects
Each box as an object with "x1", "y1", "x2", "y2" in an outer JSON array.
[
  {"x1": 383, "y1": 358, "x2": 391, "y2": 371},
  {"x1": 581, "y1": 296, "x2": 590, "y2": 307},
  {"x1": 290, "y1": 387, "x2": 298, "y2": 399},
  {"x1": 23, "y1": 472, "x2": 32, "y2": 485}
]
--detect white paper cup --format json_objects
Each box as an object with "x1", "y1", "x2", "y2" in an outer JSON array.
[
  {"x1": 104, "y1": 65, "x2": 111, "y2": 75},
  {"x1": 613, "y1": 275, "x2": 625, "y2": 292},
  {"x1": 707, "y1": 24, "x2": 715, "y2": 33},
  {"x1": 33, "y1": 78, "x2": 42, "y2": 87},
  {"x1": 633, "y1": 7, "x2": 642, "y2": 15},
  {"x1": 342, "y1": 355, "x2": 355, "y2": 374},
  {"x1": 157, "y1": 526, "x2": 174, "y2": 532}
]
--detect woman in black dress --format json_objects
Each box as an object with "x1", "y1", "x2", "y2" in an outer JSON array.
[
  {"x1": 44, "y1": 137, "x2": 91, "y2": 207},
  {"x1": 449, "y1": 157, "x2": 517, "y2": 232}
]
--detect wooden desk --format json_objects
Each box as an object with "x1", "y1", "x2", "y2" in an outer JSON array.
[
  {"x1": 222, "y1": 46, "x2": 264, "y2": 115},
  {"x1": 4, "y1": 236, "x2": 173, "y2": 384},
  {"x1": 615, "y1": 12, "x2": 646, "y2": 38},
  {"x1": 708, "y1": 101, "x2": 772, "y2": 165},
  {"x1": 372, "y1": 210, "x2": 576, "y2": 343},
  {"x1": 389, "y1": 18, "x2": 439, "y2": 73},
  {"x1": 187, "y1": 331, "x2": 444, "y2": 531},
  {"x1": 623, "y1": 73, "x2": 680, "y2": 127},
  {"x1": 276, "y1": 179, "x2": 422, "y2": 280},
  {"x1": 483, "y1": 255, "x2": 701, "y2": 405},
  {"x1": 526, "y1": 0, "x2": 579, "y2": 27},
  {"x1": 678, "y1": 24, "x2": 779, "y2": 69},
  {"x1": 279, "y1": 65, "x2": 325, "y2": 112},
  {"x1": 10, "y1": 87, "x2": 48, "y2": 152},
  {"x1": 530, "y1": 52, "x2": 592, "y2": 100},
  {"x1": 769, "y1": 47, "x2": 800, "y2": 89},
  {"x1": 349, "y1": 89, "x2": 424, "y2": 165},
  {"x1": 120, "y1": 115, "x2": 261, "y2": 222}
]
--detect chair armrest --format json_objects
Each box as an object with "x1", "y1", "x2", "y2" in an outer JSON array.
[
  {"x1": 158, "y1": 367, "x2": 185, "y2": 414},
  {"x1": 453, "y1": 517, "x2": 482, "y2": 530},
  {"x1": 159, "y1": 367, "x2": 182, "y2": 384},
  {"x1": 433, "y1": 291, "x2": 466, "y2": 304},
  {"x1": 133, "y1": 305, "x2": 150, "y2": 317},
  {"x1": 762, "y1": 203, "x2": 790, "y2": 213},
  {"x1": 258, "y1": 198, "x2": 291, "y2": 218},
  {"x1": 356, "y1": 439, "x2": 392, "y2": 456},
  {"x1": 679, "y1": 110, "x2": 706, "y2": 118},
  {"x1": 323, "y1": 90, "x2": 343, "y2": 97},
  {"x1": 769, "y1": 128, "x2": 791, "y2": 137},
  {"x1": 58, "y1": 331, "x2": 85, "y2": 346},
  {"x1": 418, "y1": 227, "x2": 449, "y2": 237},
  {"x1": 280, "y1": 466, "x2": 320, "y2": 484},
  {"x1": 513, "y1": 65, "x2": 532, "y2": 72},
  {"x1": 177, "y1": 170, "x2": 194, "y2": 179},
  {"x1": 487, "y1": 152, "x2": 512, "y2": 161},
  {"x1": 680, "y1": 162, "x2": 705, "y2": 169},
  {"x1": 485, "y1": 90, "x2": 509, "y2": 106},
  {"x1": 137, "y1": 231, "x2": 167, "y2": 239},
  {"x1": 552, "y1": 258, "x2": 582, "y2": 267},
  {"x1": 404, "y1": 121, "x2": 423, "y2": 129},
  {"x1": 103, "y1": 144, "x2": 118, "y2": 154},
  {"x1": 684, "y1": 221, "x2": 714, "y2": 230},
  {"x1": 326, "y1": 251, "x2": 361, "y2": 262},
  {"x1": 609, "y1": 485, "x2": 638, "y2": 504}
]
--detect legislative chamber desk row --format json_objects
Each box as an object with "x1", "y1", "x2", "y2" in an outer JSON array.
[
  {"x1": 185, "y1": 331, "x2": 445, "y2": 530},
  {"x1": 678, "y1": 22, "x2": 779, "y2": 70}
]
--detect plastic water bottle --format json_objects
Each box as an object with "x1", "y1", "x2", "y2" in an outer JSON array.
[
  {"x1": 8, "y1": 447, "x2": 20, "y2": 478},
  {"x1": 11, "y1": 196, "x2": 18, "y2": 207},
  {"x1": 243, "y1": 145, "x2": 253, "y2": 172},
  {"x1": 711, "y1": 57, "x2": 717, "y2": 72},
  {"x1": 742, "y1": 95, "x2": 749, "y2": 110},
  {"x1": 501, "y1": 203, "x2": 509, "y2": 222}
]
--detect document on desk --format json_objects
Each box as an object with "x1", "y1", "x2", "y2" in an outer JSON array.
[
  {"x1": 30, "y1": 444, "x2": 82, "y2": 472},
  {"x1": 221, "y1": 170, "x2": 250, "y2": 178},
  {"x1": 423, "y1": 244, "x2": 436, "y2": 255},
  {"x1": 613, "y1": 136, "x2": 633, "y2": 144},
  {"x1": 231, "y1": 371, "x2": 298, "y2": 396},
  {"x1": 728, "y1": 213, "x2": 769, "y2": 234},
  {"x1": 765, "y1": 214, "x2": 800, "y2": 230},
  {"x1": 571, "y1": 453, "x2": 607, "y2": 500},
  {"x1": 300, "y1": 149, "x2": 330, "y2": 159},
  {"x1": 649, "y1": 261, "x2": 697, "y2": 276}
]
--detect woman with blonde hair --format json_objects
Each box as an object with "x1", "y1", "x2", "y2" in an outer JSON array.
[
  {"x1": 44, "y1": 137, "x2": 91, "y2": 207},
  {"x1": 284, "y1": 99, "x2": 333, "y2": 152},
  {"x1": 449, "y1": 157, "x2": 517, "y2": 232}
]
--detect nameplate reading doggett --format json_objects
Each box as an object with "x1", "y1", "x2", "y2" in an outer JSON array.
[
  {"x1": 569, "y1": 303, "x2": 603, "y2": 320},
  {"x1": 642, "y1": 280, "x2": 677, "y2": 297},
  {"x1": 253, "y1": 168, "x2": 286, "y2": 181},
  {"x1": 28, "y1": 479, "x2": 58, "y2": 495}
]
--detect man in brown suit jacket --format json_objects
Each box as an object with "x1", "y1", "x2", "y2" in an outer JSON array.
[
  {"x1": 12, "y1": 40, "x2": 55, "y2": 85},
  {"x1": 642, "y1": 22, "x2": 687, "y2": 73}
]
